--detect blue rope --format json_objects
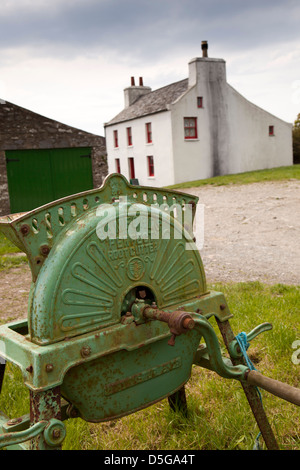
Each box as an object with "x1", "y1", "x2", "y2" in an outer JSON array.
[{"x1": 235, "y1": 332, "x2": 263, "y2": 450}]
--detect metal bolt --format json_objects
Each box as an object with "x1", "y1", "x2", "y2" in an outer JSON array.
[
  {"x1": 45, "y1": 363, "x2": 54, "y2": 372},
  {"x1": 182, "y1": 318, "x2": 195, "y2": 330},
  {"x1": 220, "y1": 304, "x2": 226, "y2": 310},
  {"x1": 81, "y1": 346, "x2": 91, "y2": 358},
  {"x1": 52, "y1": 428, "x2": 61, "y2": 439},
  {"x1": 26, "y1": 365, "x2": 33, "y2": 373},
  {"x1": 40, "y1": 244, "x2": 50, "y2": 256},
  {"x1": 20, "y1": 224, "x2": 30, "y2": 236}
]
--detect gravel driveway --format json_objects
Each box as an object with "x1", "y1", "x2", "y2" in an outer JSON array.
[
  {"x1": 0, "y1": 180, "x2": 299, "y2": 322},
  {"x1": 184, "y1": 179, "x2": 300, "y2": 285}
]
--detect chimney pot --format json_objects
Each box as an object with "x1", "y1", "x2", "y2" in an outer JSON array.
[
  {"x1": 139, "y1": 77, "x2": 144, "y2": 86},
  {"x1": 131, "y1": 77, "x2": 135, "y2": 86},
  {"x1": 201, "y1": 41, "x2": 208, "y2": 58}
]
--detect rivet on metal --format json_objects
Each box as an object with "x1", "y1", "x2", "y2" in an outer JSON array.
[
  {"x1": 45, "y1": 364, "x2": 54, "y2": 372},
  {"x1": 81, "y1": 346, "x2": 91, "y2": 358}
]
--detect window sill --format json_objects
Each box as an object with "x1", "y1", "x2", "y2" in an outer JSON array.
[{"x1": 184, "y1": 138, "x2": 199, "y2": 142}]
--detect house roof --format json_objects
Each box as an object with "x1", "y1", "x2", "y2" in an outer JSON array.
[{"x1": 105, "y1": 78, "x2": 189, "y2": 126}]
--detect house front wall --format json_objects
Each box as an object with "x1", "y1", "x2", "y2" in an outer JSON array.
[
  {"x1": 170, "y1": 86, "x2": 213, "y2": 185},
  {"x1": 105, "y1": 111, "x2": 175, "y2": 187},
  {"x1": 171, "y1": 58, "x2": 230, "y2": 185}
]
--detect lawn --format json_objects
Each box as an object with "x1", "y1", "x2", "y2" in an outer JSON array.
[
  {"x1": 0, "y1": 233, "x2": 27, "y2": 271},
  {"x1": 166, "y1": 164, "x2": 300, "y2": 189}
]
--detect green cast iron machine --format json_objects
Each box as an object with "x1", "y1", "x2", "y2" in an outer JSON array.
[{"x1": 0, "y1": 174, "x2": 299, "y2": 450}]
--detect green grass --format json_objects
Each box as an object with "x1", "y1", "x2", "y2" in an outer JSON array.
[
  {"x1": 0, "y1": 233, "x2": 21, "y2": 256},
  {"x1": 0, "y1": 233, "x2": 27, "y2": 270},
  {"x1": 1, "y1": 282, "x2": 299, "y2": 450},
  {"x1": 166, "y1": 165, "x2": 300, "y2": 189},
  {"x1": 0, "y1": 255, "x2": 28, "y2": 271}
]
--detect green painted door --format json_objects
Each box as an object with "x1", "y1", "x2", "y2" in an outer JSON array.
[{"x1": 6, "y1": 148, "x2": 93, "y2": 213}]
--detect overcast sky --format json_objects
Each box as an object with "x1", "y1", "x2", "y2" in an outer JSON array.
[{"x1": 1, "y1": 0, "x2": 300, "y2": 136}]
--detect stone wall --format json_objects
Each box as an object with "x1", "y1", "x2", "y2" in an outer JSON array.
[
  {"x1": 0, "y1": 100, "x2": 108, "y2": 215},
  {"x1": 0, "y1": 150, "x2": 10, "y2": 216}
]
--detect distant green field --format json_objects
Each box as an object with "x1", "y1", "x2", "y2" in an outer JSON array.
[{"x1": 166, "y1": 165, "x2": 300, "y2": 189}]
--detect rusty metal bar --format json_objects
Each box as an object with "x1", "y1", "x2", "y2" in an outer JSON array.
[
  {"x1": 30, "y1": 386, "x2": 62, "y2": 450},
  {"x1": 216, "y1": 319, "x2": 279, "y2": 450},
  {"x1": 245, "y1": 370, "x2": 300, "y2": 407}
]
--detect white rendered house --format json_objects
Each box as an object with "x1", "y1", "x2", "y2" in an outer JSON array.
[{"x1": 104, "y1": 42, "x2": 293, "y2": 187}]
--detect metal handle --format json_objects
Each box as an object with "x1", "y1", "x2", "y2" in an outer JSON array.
[
  {"x1": 229, "y1": 322, "x2": 273, "y2": 358},
  {"x1": 247, "y1": 322, "x2": 273, "y2": 341},
  {"x1": 245, "y1": 370, "x2": 300, "y2": 407}
]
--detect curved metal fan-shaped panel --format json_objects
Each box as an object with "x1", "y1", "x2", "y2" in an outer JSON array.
[{"x1": 29, "y1": 203, "x2": 207, "y2": 345}]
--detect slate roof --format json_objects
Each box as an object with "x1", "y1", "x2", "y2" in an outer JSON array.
[{"x1": 105, "y1": 78, "x2": 189, "y2": 126}]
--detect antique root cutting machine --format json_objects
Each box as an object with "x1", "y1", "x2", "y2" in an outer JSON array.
[{"x1": 0, "y1": 174, "x2": 299, "y2": 450}]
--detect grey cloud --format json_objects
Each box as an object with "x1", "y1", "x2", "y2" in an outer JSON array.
[{"x1": 0, "y1": 0, "x2": 299, "y2": 61}]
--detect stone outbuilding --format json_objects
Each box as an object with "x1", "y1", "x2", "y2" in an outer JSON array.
[{"x1": 0, "y1": 99, "x2": 107, "y2": 215}]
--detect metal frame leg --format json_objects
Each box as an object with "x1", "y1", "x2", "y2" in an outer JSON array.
[
  {"x1": 168, "y1": 385, "x2": 188, "y2": 417},
  {"x1": 0, "y1": 361, "x2": 6, "y2": 394},
  {"x1": 30, "y1": 386, "x2": 62, "y2": 450},
  {"x1": 216, "y1": 319, "x2": 279, "y2": 450}
]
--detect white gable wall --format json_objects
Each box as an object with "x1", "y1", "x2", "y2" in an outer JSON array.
[
  {"x1": 226, "y1": 85, "x2": 293, "y2": 174},
  {"x1": 171, "y1": 57, "x2": 230, "y2": 185}
]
